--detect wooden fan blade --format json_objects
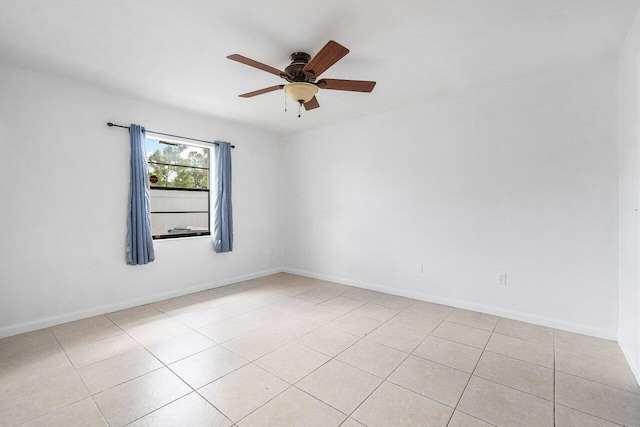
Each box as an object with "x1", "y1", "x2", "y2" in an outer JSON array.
[
  {"x1": 318, "y1": 79, "x2": 376, "y2": 92},
  {"x1": 304, "y1": 96, "x2": 320, "y2": 111},
  {"x1": 303, "y1": 41, "x2": 349, "y2": 78},
  {"x1": 227, "y1": 54, "x2": 289, "y2": 78},
  {"x1": 239, "y1": 85, "x2": 284, "y2": 98}
]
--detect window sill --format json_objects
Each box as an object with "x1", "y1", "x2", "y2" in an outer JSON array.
[{"x1": 152, "y1": 233, "x2": 211, "y2": 241}]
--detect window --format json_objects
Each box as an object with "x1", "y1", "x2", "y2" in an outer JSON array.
[{"x1": 145, "y1": 136, "x2": 210, "y2": 239}]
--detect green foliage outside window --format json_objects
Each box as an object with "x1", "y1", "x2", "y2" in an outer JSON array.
[{"x1": 146, "y1": 139, "x2": 209, "y2": 189}]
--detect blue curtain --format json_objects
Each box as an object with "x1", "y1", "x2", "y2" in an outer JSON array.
[
  {"x1": 214, "y1": 141, "x2": 233, "y2": 253},
  {"x1": 126, "y1": 124, "x2": 155, "y2": 265}
]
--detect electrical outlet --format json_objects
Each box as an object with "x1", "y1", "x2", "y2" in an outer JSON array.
[
  {"x1": 497, "y1": 272, "x2": 507, "y2": 286},
  {"x1": 417, "y1": 262, "x2": 424, "y2": 274}
]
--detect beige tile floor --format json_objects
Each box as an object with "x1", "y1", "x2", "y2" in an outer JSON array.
[{"x1": 1, "y1": 273, "x2": 639, "y2": 426}]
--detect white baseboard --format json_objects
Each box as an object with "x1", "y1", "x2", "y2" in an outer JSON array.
[
  {"x1": 0, "y1": 267, "x2": 284, "y2": 339},
  {"x1": 618, "y1": 336, "x2": 640, "y2": 386},
  {"x1": 283, "y1": 267, "x2": 618, "y2": 340},
  {"x1": 2, "y1": 266, "x2": 619, "y2": 343}
]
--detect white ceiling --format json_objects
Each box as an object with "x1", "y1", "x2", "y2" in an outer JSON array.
[{"x1": 1, "y1": 0, "x2": 638, "y2": 134}]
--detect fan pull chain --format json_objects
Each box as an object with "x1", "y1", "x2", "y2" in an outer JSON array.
[
  {"x1": 284, "y1": 90, "x2": 287, "y2": 112},
  {"x1": 298, "y1": 101, "x2": 301, "y2": 118}
]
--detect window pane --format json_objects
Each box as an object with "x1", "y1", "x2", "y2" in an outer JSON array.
[
  {"x1": 151, "y1": 212, "x2": 209, "y2": 237},
  {"x1": 148, "y1": 164, "x2": 209, "y2": 189},
  {"x1": 146, "y1": 138, "x2": 209, "y2": 169},
  {"x1": 168, "y1": 165, "x2": 208, "y2": 189},
  {"x1": 149, "y1": 163, "x2": 209, "y2": 189},
  {"x1": 147, "y1": 163, "x2": 168, "y2": 187}
]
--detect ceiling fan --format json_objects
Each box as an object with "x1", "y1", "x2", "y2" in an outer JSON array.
[{"x1": 227, "y1": 40, "x2": 376, "y2": 115}]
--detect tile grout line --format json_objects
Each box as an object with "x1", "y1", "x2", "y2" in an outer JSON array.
[
  {"x1": 554, "y1": 327, "x2": 557, "y2": 427},
  {"x1": 225, "y1": 381, "x2": 295, "y2": 424},
  {"x1": 199, "y1": 362, "x2": 300, "y2": 425},
  {"x1": 553, "y1": 371, "x2": 636, "y2": 425},
  {"x1": 176, "y1": 287, "x2": 367, "y2": 425},
  {"x1": 44, "y1": 328, "x2": 112, "y2": 426},
  {"x1": 63, "y1": 313, "x2": 167, "y2": 425},
  {"x1": 230, "y1": 296, "x2": 420, "y2": 425},
  {"x1": 460, "y1": 364, "x2": 555, "y2": 404},
  {"x1": 491, "y1": 331, "x2": 639, "y2": 395},
  {"x1": 447, "y1": 316, "x2": 497, "y2": 426},
  {"x1": 554, "y1": 402, "x2": 625, "y2": 426},
  {"x1": 117, "y1": 280, "x2": 315, "y2": 425},
  {"x1": 210, "y1": 301, "x2": 354, "y2": 422},
  {"x1": 227, "y1": 295, "x2": 390, "y2": 425},
  {"x1": 555, "y1": 368, "x2": 640, "y2": 394},
  {"x1": 373, "y1": 307, "x2": 496, "y2": 420},
  {"x1": 41, "y1": 328, "x2": 108, "y2": 426},
  {"x1": 232, "y1": 301, "x2": 502, "y2": 424},
  {"x1": 98, "y1": 304, "x2": 244, "y2": 425},
  {"x1": 555, "y1": 342, "x2": 635, "y2": 367},
  {"x1": 340, "y1": 303, "x2": 451, "y2": 424},
  {"x1": 553, "y1": 335, "x2": 635, "y2": 426}
]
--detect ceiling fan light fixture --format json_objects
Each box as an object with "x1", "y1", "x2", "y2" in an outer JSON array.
[{"x1": 284, "y1": 82, "x2": 318, "y2": 103}]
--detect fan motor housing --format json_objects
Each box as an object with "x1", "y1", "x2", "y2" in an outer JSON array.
[{"x1": 285, "y1": 52, "x2": 316, "y2": 82}]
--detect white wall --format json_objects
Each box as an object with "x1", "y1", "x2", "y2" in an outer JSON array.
[
  {"x1": 619, "y1": 9, "x2": 640, "y2": 383},
  {"x1": 283, "y1": 59, "x2": 620, "y2": 339},
  {"x1": 0, "y1": 63, "x2": 284, "y2": 337}
]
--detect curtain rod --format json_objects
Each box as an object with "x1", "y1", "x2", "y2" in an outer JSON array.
[{"x1": 107, "y1": 122, "x2": 235, "y2": 148}]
